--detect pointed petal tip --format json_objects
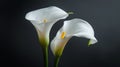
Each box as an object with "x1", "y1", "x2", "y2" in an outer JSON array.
[
  {"x1": 88, "y1": 38, "x2": 98, "y2": 46},
  {"x1": 68, "y1": 11, "x2": 74, "y2": 14}
]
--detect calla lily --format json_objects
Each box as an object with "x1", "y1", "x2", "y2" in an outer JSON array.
[
  {"x1": 51, "y1": 18, "x2": 98, "y2": 57},
  {"x1": 25, "y1": 6, "x2": 68, "y2": 47},
  {"x1": 25, "y1": 6, "x2": 68, "y2": 67},
  {"x1": 51, "y1": 18, "x2": 98, "y2": 67}
]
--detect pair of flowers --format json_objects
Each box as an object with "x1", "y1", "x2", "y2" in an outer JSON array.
[{"x1": 25, "y1": 6, "x2": 98, "y2": 67}]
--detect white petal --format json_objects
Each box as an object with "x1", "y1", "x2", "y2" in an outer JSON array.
[
  {"x1": 25, "y1": 6, "x2": 68, "y2": 23},
  {"x1": 63, "y1": 18, "x2": 97, "y2": 44}
]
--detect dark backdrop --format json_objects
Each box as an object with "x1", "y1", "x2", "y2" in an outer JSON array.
[{"x1": 1, "y1": 0, "x2": 120, "y2": 67}]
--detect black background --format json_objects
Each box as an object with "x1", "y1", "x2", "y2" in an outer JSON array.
[{"x1": 1, "y1": 0, "x2": 120, "y2": 67}]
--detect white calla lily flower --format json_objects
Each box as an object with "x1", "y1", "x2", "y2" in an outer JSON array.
[
  {"x1": 51, "y1": 18, "x2": 98, "y2": 56},
  {"x1": 25, "y1": 6, "x2": 68, "y2": 47}
]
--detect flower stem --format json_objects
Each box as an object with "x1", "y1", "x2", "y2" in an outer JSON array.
[
  {"x1": 42, "y1": 47, "x2": 48, "y2": 67},
  {"x1": 54, "y1": 56, "x2": 61, "y2": 67}
]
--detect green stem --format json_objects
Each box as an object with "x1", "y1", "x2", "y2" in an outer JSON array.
[
  {"x1": 42, "y1": 47, "x2": 48, "y2": 67},
  {"x1": 54, "y1": 56, "x2": 61, "y2": 67}
]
